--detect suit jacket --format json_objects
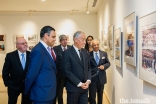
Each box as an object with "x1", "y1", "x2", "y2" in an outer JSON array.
[
  {"x1": 2, "y1": 50, "x2": 30, "y2": 91},
  {"x1": 53, "y1": 44, "x2": 71, "y2": 77},
  {"x1": 90, "y1": 50, "x2": 110, "y2": 84},
  {"x1": 62, "y1": 46, "x2": 91, "y2": 92},
  {"x1": 25, "y1": 42, "x2": 57, "y2": 101}
]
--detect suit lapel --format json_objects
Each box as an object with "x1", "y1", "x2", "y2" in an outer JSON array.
[
  {"x1": 25, "y1": 51, "x2": 29, "y2": 71},
  {"x1": 71, "y1": 46, "x2": 83, "y2": 68},
  {"x1": 39, "y1": 42, "x2": 56, "y2": 70},
  {"x1": 98, "y1": 50, "x2": 103, "y2": 65}
]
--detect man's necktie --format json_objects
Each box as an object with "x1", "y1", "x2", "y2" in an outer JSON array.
[
  {"x1": 78, "y1": 50, "x2": 84, "y2": 66},
  {"x1": 21, "y1": 54, "x2": 25, "y2": 69},
  {"x1": 51, "y1": 48, "x2": 56, "y2": 61},
  {"x1": 63, "y1": 47, "x2": 66, "y2": 51},
  {"x1": 95, "y1": 53, "x2": 99, "y2": 65}
]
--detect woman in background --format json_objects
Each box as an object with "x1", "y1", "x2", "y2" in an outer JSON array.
[{"x1": 85, "y1": 35, "x2": 94, "y2": 52}]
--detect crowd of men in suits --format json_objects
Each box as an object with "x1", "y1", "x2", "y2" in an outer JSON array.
[{"x1": 2, "y1": 25, "x2": 110, "y2": 104}]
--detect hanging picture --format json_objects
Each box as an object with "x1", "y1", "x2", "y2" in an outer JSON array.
[
  {"x1": 103, "y1": 33, "x2": 109, "y2": 51},
  {"x1": 124, "y1": 12, "x2": 136, "y2": 66},
  {"x1": 108, "y1": 25, "x2": 114, "y2": 56},
  {"x1": 14, "y1": 34, "x2": 26, "y2": 43},
  {"x1": 27, "y1": 34, "x2": 38, "y2": 43},
  {"x1": 0, "y1": 35, "x2": 5, "y2": 42},
  {"x1": 27, "y1": 43, "x2": 37, "y2": 51},
  {"x1": 114, "y1": 28, "x2": 122, "y2": 67},
  {"x1": 0, "y1": 43, "x2": 5, "y2": 52},
  {"x1": 139, "y1": 11, "x2": 156, "y2": 86}
]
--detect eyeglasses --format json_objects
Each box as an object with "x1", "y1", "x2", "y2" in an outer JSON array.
[{"x1": 18, "y1": 42, "x2": 27, "y2": 45}]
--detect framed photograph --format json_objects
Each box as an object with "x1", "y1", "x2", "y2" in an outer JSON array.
[
  {"x1": 108, "y1": 25, "x2": 114, "y2": 56},
  {"x1": 114, "y1": 28, "x2": 122, "y2": 67},
  {"x1": 27, "y1": 34, "x2": 38, "y2": 43},
  {"x1": 27, "y1": 43, "x2": 37, "y2": 51},
  {"x1": 66, "y1": 35, "x2": 70, "y2": 45},
  {"x1": 0, "y1": 43, "x2": 5, "y2": 52},
  {"x1": 0, "y1": 35, "x2": 5, "y2": 42},
  {"x1": 124, "y1": 12, "x2": 136, "y2": 66},
  {"x1": 103, "y1": 33, "x2": 109, "y2": 51},
  {"x1": 14, "y1": 34, "x2": 26, "y2": 43},
  {"x1": 139, "y1": 11, "x2": 156, "y2": 86}
]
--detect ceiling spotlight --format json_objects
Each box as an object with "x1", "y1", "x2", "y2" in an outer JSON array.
[
  {"x1": 86, "y1": 11, "x2": 89, "y2": 14},
  {"x1": 41, "y1": 0, "x2": 46, "y2": 1}
]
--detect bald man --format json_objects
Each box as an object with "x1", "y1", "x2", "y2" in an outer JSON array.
[
  {"x1": 2, "y1": 38, "x2": 32, "y2": 104},
  {"x1": 89, "y1": 40, "x2": 110, "y2": 104}
]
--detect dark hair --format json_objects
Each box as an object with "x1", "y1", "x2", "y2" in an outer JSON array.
[
  {"x1": 40, "y1": 26, "x2": 55, "y2": 38},
  {"x1": 84, "y1": 35, "x2": 94, "y2": 52}
]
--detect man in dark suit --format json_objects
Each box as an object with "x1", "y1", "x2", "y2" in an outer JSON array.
[
  {"x1": 24, "y1": 26, "x2": 57, "y2": 104},
  {"x1": 2, "y1": 38, "x2": 32, "y2": 104},
  {"x1": 62, "y1": 31, "x2": 91, "y2": 104},
  {"x1": 89, "y1": 40, "x2": 110, "y2": 104},
  {"x1": 53, "y1": 35, "x2": 71, "y2": 104}
]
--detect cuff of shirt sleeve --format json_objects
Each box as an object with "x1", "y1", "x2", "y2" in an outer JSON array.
[
  {"x1": 77, "y1": 82, "x2": 82, "y2": 87},
  {"x1": 87, "y1": 80, "x2": 91, "y2": 84}
]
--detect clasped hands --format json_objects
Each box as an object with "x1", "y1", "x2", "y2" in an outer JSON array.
[
  {"x1": 80, "y1": 81, "x2": 90, "y2": 89},
  {"x1": 98, "y1": 65, "x2": 104, "y2": 70}
]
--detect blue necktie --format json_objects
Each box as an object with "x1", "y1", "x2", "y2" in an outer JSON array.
[
  {"x1": 21, "y1": 54, "x2": 25, "y2": 69},
  {"x1": 95, "y1": 53, "x2": 99, "y2": 65}
]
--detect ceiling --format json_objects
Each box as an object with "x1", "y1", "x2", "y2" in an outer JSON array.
[{"x1": 0, "y1": 0, "x2": 103, "y2": 14}]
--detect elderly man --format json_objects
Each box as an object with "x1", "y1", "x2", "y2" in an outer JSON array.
[
  {"x1": 62, "y1": 31, "x2": 91, "y2": 104},
  {"x1": 25, "y1": 26, "x2": 57, "y2": 104},
  {"x1": 53, "y1": 35, "x2": 71, "y2": 104},
  {"x1": 2, "y1": 38, "x2": 32, "y2": 104},
  {"x1": 89, "y1": 40, "x2": 110, "y2": 104}
]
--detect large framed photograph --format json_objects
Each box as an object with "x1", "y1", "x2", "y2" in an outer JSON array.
[
  {"x1": 139, "y1": 11, "x2": 156, "y2": 86},
  {"x1": 0, "y1": 35, "x2": 5, "y2": 42},
  {"x1": 0, "y1": 43, "x2": 5, "y2": 52},
  {"x1": 114, "y1": 28, "x2": 122, "y2": 67},
  {"x1": 124, "y1": 12, "x2": 136, "y2": 66},
  {"x1": 27, "y1": 34, "x2": 38, "y2": 43},
  {"x1": 108, "y1": 25, "x2": 114, "y2": 56}
]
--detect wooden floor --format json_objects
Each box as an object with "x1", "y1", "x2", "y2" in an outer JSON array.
[{"x1": 0, "y1": 76, "x2": 110, "y2": 104}]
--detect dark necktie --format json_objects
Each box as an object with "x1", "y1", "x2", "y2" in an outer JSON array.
[
  {"x1": 51, "y1": 48, "x2": 56, "y2": 61},
  {"x1": 63, "y1": 47, "x2": 66, "y2": 51},
  {"x1": 78, "y1": 50, "x2": 84, "y2": 66}
]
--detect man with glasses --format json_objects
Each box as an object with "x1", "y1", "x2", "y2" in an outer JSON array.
[{"x1": 2, "y1": 38, "x2": 32, "y2": 104}]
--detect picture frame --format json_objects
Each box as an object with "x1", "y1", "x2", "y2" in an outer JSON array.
[
  {"x1": 14, "y1": 34, "x2": 26, "y2": 43},
  {"x1": 103, "y1": 33, "x2": 109, "y2": 51},
  {"x1": 108, "y1": 25, "x2": 114, "y2": 56},
  {"x1": 139, "y1": 11, "x2": 156, "y2": 86},
  {"x1": 124, "y1": 12, "x2": 136, "y2": 66},
  {"x1": 114, "y1": 28, "x2": 122, "y2": 67},
  {"x1": 0, "y1": 35, "x2": 5, "y2": 42},
  {"x1": 27, "y1": 34, "x2": 38, "y2": 43},
  {"x1": 0, "y1": 43, "x2": 5, "y2": 52},
  {"x1": 27, "y1": 43, "x2": 37, "y2": 51}
]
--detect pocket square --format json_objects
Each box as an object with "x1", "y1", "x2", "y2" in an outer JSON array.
[{"x1": 102, "y1": 57, "x2": 105, "y2": 59}]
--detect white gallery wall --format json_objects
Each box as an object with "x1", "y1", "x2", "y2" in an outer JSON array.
[
  {"x1": 0, "y1": 13, "x2": 97, "y2": 75},
  {"x1": 97, "y1": 0, "x2": 156, "y2": 104}
]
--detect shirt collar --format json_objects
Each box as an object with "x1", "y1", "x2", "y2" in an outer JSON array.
[
  {"x1": 93, "y1": 50, "x2": 99, "y2": 54},
  {"x1": 18, "y1": 50, "x2": 26, "y2": 55},
  {"x1": 73, "y1": 45, "x2": 80, "y2": 52},
  {"x1": 40, "y1": 40, "x2": 49, "y2": 49},
  {"x1": 61, "y1": 45, "x2": 67, "y2": 50}
]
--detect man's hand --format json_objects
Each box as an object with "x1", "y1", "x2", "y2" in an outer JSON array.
[
  {"x1": 98, "y1": 65, "x2": 104, "y2": 70},
  {"x1": 80, "y1": 83, "x2": 88, "y2": 89}
]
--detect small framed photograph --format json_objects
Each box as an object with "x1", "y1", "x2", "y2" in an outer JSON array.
[
  {"x1": 27, "y1": 34, "x2": 38, "y2": 43},
  {"x1": 27, "y1": 43, "x2": 37, "y2": 51},
  {"x1": 14, "y1": 34, "x2": 26, "y2": 43},
  {"x1": 0, "y1": 35, "x2": 5, "y2": 42},
  {"x1": 0, "y1": 43, "x2": 5, "y2": 52}
]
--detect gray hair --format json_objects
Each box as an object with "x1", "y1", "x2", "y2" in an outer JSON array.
[
  {"x1": 59, "y1": 34, "x2": 67, "y2": 42},
  {"x1": 73, "y1": 31, "x2": 84, "y2": 39}
]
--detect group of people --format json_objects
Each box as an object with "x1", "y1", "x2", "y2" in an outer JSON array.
[{"x1": 2, "y1": 25, "x2": 110, "y2": 104}]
